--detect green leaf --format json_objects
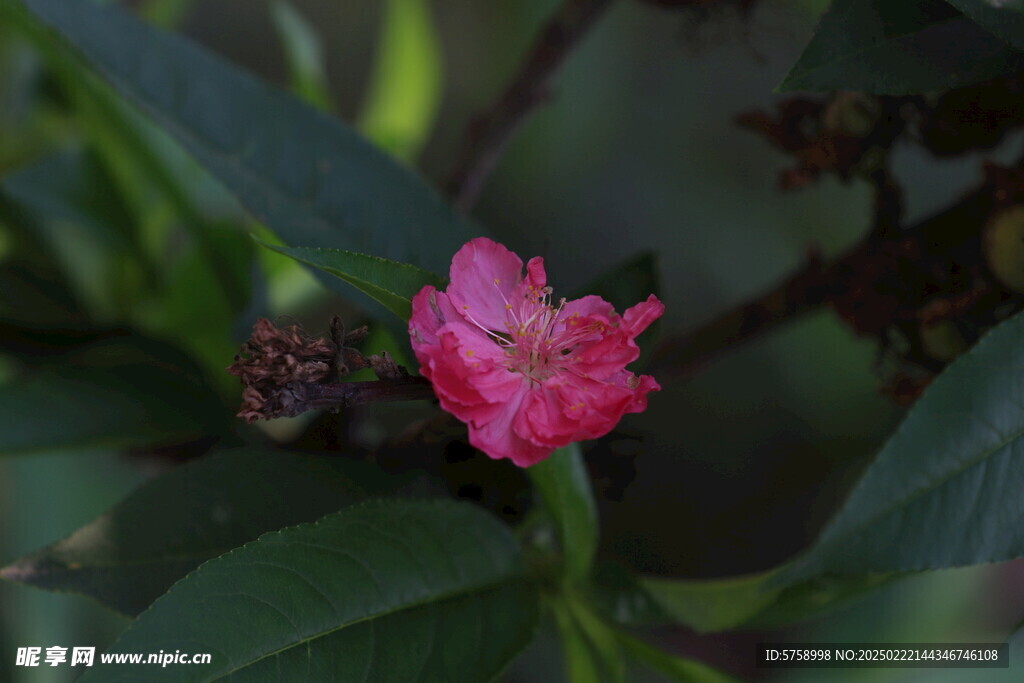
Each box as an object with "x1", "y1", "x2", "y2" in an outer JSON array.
[
  {"x1": 566, "y1": 596, "x2": 626, "y2": 683},
  {"x1": 0, "y1": 151, "x2": 255, "y2": 374},
  {"x1": 0, "y1": 360, "x2": 222, "y2": 457},
  {"x1": 358, "y1": 0, "x2": 443, "y2": 161},
  {"x1": 994, "y1": 0, "x2": 1024, "y2": 11},
  {"x1": 779, "y1": 0, "x2": 1024, "y2": 94},
  {"x1": 551, "y1": 598, "x2": 605, "y2": 683},
  {"x1": 140, "y1": 0, "x2": 197, "y2": 28},
  {"x1": 639, "y1": 572, "x2": 778, "y2": 633},
  {"x1": 12, "y1": 0, "x2": 476, "y2": 299},
  {"x1": 270, "y1": 0, "x2": 333, "y2": 111},
  {"x1": 743, "y1": 574, "x2": 896, "y2": 629},
  {"x1": 141, "y1": 223, "x2": 254, "y2": 389},
  {"x1": 616, "y1": 629, "x2": 739, "y2": 683},
  {"x1": 944, "y1": 0, "x2": 1024, "y2": 49},
  {"x1": 79, "y1": 500, "x2": 539, "y2": 682},
  {"x1": 527, "y1": 443, "x2": 599, "y2": 583},
  {"x1": 3, "y1": 34, "x2": 249, "y2": 328},
  {"x1": 13, "y1": 16, "x2": 253, "y2": 315},
  {"x1": 772, "y1": 311, "x2": 1024, "y2": 584},
  {"x1": 588, "y1": 562, "x2": 675, "y2": 627},
  {"x1": 638, "y1": 570, "x2": 893, "y2": 633},
  {"x1": 0, "y1": 191, "x2": 88, "y2": 325},
  {"x1": 0, "y1": 321, "x2": 125, "y2": 362},
  {"x1": 1, "y1": 150, "x2": 157, "y2": 319},
  {"x1": 555, "y1": 590, "x2": 738, "y2": 683},
  {"x1": 3, "y1": 149, "x2": 140, "y2": 259},
  {"x1": 0, "y1": 450, "x2": 399, "y2": 615},
  {"x1": 260, "y1": 241, "x2": 446, "y2": 321}
]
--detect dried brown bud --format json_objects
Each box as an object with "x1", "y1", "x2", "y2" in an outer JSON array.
[
  {"x1": 228, "y1": 317, "x2": 425, "y2": 421},
  {"x1": 368, "y1": 351, "x2": 408, "y2": 380},
  {"x1": 227, "y1": 318, "x2": 337, "y2": 422},
  {"x1": 739, "y1": 94, "x2": 903, "y2": 190},
  {"x1": 329, "y1": 316, "x2": 370, "y2": 375}
]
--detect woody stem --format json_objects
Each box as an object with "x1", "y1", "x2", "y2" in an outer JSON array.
[{"x1": 298, "y1": 378, "x2": 437, "y2": 412}]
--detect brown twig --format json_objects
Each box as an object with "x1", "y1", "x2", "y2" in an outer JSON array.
[
  {"x1": 650, "y1": 178, "x2": 998, "y2": 379},
  {"x1": 445, "y1": 0, "x2": 616, "y2": 211},
  {"x1": 649, "y1": 247, "x2": 835, "y2": 377},
  {"x1": 285, "y1": 378, "x2": 436, "y2": 413},
  {"x1": 229, "y1": 317, "x2": 437, "y2": 422}
]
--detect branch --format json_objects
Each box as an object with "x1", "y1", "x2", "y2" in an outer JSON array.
[
  {"x1": 229, "y1": 317, "x2": 437, "y2": 422},
  {"x1": 445, "y1": 0, "x2": 616, "y2": 211},
  {"x1": 269, "y1": 378, "x2": 436, "y2": 417},
  {"x1": 648, "y1": 248, "x2": 835, "y2": 378},
  {"x1": 651, "y1": 179, "x2": 997, "y2": 379}
]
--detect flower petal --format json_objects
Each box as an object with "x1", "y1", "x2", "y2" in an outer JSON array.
[
  {"x1": 571, "y1": 329, "x2": 639, "y2": 380},
  {"x1": 558, "y1": 295, "x2": 616, "y2": 323},
  {"x1": 409, "y1": 238, "x2": 663, "y2": 469},
  {"x1": 436, "y1": 323, "x2": 522, "y2": 402},
  {"x1": 409, "y1": 287, "x2": 460, "y2": 349},
  {"x1": 624, "y1": 373, "x2": 660, "y2": 413},
  {"x1": 468, "y1": 386, "x2": 552, "y2": 467},
  {"x1": 447, "y1": 237, "x2": 525, "y2": 331},
  {"x1": 513, "y1": 385, "x2": 579, "y2": 449},
  {"x1": 622, "y1": 294, "x2": 665, "y2": 338}
]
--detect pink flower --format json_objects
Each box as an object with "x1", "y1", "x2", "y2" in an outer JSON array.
[{"x1": 409, "y1": 237, "x2": 664, "y2": 467}]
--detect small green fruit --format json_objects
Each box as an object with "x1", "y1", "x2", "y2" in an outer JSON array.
[
  {"x1": 984, "y1": 204, "x2": 1024, "y2": 294},
  {"x1": 920, "y1": 320, "x2": 968, "y2": 363}
]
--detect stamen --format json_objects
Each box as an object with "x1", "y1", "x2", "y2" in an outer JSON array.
[{"x1": 460, "y1": 304, "x2": 514, "y2": 347}]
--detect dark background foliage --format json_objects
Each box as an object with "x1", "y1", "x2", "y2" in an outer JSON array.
[{"x1": 4, "y1": 0, "x2": 1024, "y2": 681}]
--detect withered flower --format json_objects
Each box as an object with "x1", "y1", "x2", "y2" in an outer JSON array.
[{"x1": 227, "y1": 318, "x2": 337, "y2": 422}]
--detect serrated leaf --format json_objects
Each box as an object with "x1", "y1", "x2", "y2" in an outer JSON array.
[
  {"x1": 527, "y1": 444, "x2": 599, "y2": 582},
  {"x1": 0, "y1": 450, "x2": 399, "y2": 615},
  {"x1": 260, "y1": 242, "x2": 446, "y2": 321},
  {"x1": 12, "y1": 0, "x2": 476, "y2": 309},
  {"x1": 779, "y1": 0, "x2": 1024, "y2": 94},
  {"x1": 772, "y1": 311, "x2": 1024, "y2": 584},
  {"x1": 78, "y1": 500, "x2": 539, "y2": 682}
]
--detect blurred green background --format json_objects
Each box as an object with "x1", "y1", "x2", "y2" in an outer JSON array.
[{"x1": 2, "y1": 0, "x2": 1022, "y2": 680}]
